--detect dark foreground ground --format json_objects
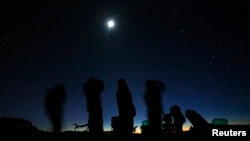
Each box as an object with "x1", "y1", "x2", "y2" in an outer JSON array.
[
  {"x1": 0, "y1": 132, "x2": 210, "y2": 141},
  {"x1": 1, "y1": 133, "x2": 249, "y2": 141},
  {"x1": 1, "y1": 125, "x2": 250, "y2": 141}
]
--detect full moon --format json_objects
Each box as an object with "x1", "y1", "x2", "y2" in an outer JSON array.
[{"x1": 107, "y1": 20, "x2": 115, "y2": 28}]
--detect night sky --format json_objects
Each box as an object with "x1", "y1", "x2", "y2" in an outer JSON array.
[{"x1": 1, "y1": 0, "x2": 250, "y2": 133}]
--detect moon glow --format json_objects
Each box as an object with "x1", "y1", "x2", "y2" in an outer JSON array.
[{"x1": 107, "y1": 20, "x2": 115, "y2": 28}]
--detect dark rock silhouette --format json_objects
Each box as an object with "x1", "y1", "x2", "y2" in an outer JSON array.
[
  {"x1": 82, "y1": 77, "x2": 104, "y2": 136},
  {"x1": 144, "y1": 80, "x2": 166, "y2": 137},
  {"x1": 112, "y1": 78, "x2": 136, "y2": 137},
  {"x1": 0, "y1": 117, "x2": 39, "y2": 133},
  {"x1": 169, "y1": 105, "x2": 186, "y2": 135},
  {"x1": 185, "y1": 109, "x2": 210, "y2": 134},
  {"x1": 44, "y1": 84, "x2": 66, "y2": 133},
  {"x1": 162, "y1": 113, "x2": 175, "y2": 134}
]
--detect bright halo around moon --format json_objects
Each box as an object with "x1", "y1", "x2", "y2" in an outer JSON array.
[{"x1": 107, "y1": 20, "x2": 115, "y2": 28}]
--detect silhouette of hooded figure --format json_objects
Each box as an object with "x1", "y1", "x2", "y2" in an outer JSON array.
[
  {"x1": 116, "y1": 78, "x2": 136, "y2": 136},
  {"x1": 169, "y1": 105, "x2": 186, "y2": 134},
  {"x1": 82, "y1": 77, "x2": 104, "y2": 136},
  {"x1": 144, "y1": 80, "x2": 166, "y2": 137},
  {"x1": 44, "y1": 84, "x2": 66, "y2": 133}
]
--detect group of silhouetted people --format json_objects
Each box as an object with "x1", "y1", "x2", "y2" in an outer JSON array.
[{"x1": 44, "y1": 77, "x2": 210, "y2": 137}]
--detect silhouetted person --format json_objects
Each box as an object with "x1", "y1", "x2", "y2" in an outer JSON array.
[
  {"x1": 144, "y1": 80, "x2": 166, "y2": 137},
  {"x1": 115, "y1": 78, "x2": 136, "y2": 136},
  {"x1": 163, "y1": 113, "x2": 175, "y2": 134},
  {"x1": 185, "y1": 109, "x2": 210, "y2": 134},
  {"x1": 82, "y1": 77, "x2": 104, "y2": 136},
  {"x1": 44, "y1": 84, "x2": 66, "y2": 133},
  {"x1": 169, "y1": 105, "x2": 185, "y2": 135}
]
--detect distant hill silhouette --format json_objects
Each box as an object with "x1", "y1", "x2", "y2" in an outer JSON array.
[{"x1": 0, "y1": 117, "x2": 39, "y2": 133}]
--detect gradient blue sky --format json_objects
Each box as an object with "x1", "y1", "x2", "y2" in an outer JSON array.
[{"x1": 1, "y1": 0, "x2": 249, "y2": 133}]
